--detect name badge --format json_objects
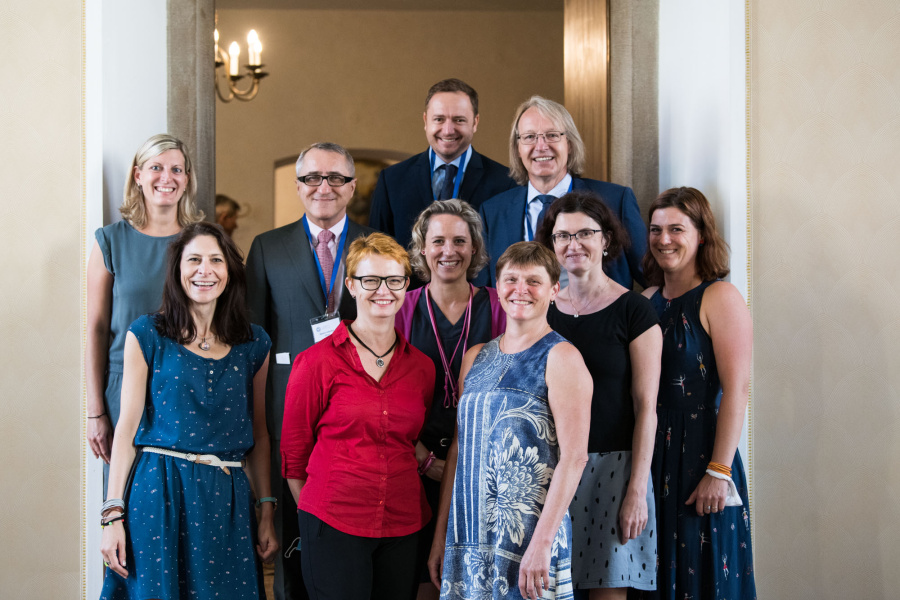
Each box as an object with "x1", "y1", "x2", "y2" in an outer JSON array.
[
  {"x1": 275, "y1": 352, "x2": 291, "y2": 365},
  {"x1": 310, "y1": 312, "x2": 340, "y2": 343}
]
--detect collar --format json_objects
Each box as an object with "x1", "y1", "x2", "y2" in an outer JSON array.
[
  {"x1": 305, "y1": 215, "x2": 347, "y2": 241},
  {"x1": 429, "y1": 146, "x2": 472, "y2": 173},
  {"x1": 526, "y1": 173, "x2": 572, "y2": 202}
]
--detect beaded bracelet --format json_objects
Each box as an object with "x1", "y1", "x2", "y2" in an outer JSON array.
[
  {"x1": 256, "y1": 496, "x2": 277, "y2": 508},
  {"x1": 418, "y1": 452, "x2": 436, "y2": 475},
  {"x1": 101, "y1": 514, "x2": 126, "y2": 528}
]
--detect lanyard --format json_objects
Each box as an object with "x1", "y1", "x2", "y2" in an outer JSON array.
[
  {"x1": 429, "y1": 146, "x2": 469, "y2": 201},
  {"x1": 524, "y1": 178, "x2": 574, "y2": 241},
  {"x1": 424, "y1": 283, "x2": 474, "y2": 408},
  {"x1": 301, "y1": 215, "x2": 349, "y2": 307}
]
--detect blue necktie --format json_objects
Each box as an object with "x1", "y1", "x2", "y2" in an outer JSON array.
[
  {"x1": 535, "y1": 194, "x2": 555, "y2": 229},
  {"x1": 434, "y1": 164, "x2": 459, "y2": 200}
]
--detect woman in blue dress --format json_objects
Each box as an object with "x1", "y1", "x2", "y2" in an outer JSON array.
[
  {"x1": 86, "y1": 134, "x2": 203, "y2": 490},
  {"x1": 428, "y1": 242, "x2": 593, "y2": 600},
  {"x1": 641, "y1": 187, "x2": 756, "y2": 599},
  {"x1": 99, "y1": 222, "x2": 278, "y2": 599}
]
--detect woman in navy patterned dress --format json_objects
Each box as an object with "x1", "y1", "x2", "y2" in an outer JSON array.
[
  {"x1": 428, "y1": 242, "x2": 593, "y2": 600},
  {"x1": 99, "y1": 222, "x2": 278, "y2": 599},
  {"x1": 641, "y1": 187, "x2": 756, "y2": 599}
]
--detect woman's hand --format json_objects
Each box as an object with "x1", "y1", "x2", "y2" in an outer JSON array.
[
  {"x1": 427, "y1": 537, "x2": 445, "y2": 590},
  {"x1": 518, "y1": 539, "x2": 552, "y2": 599},
  {"x1": 686, "y1": 473, "x2": 730, "y2": 516},
  {"x1": 618, "y1": 488, "x2": 649, "y2": 542},
  {"x1": 425, "y1": 457, "x2": 445, "y2": 482},
  {"x1": 100, "y1": 519, "x2": 129, "y2": 578},
  {"x1": 88, "y1": 414, "x2": 113, "y2": 463},
  {"x1": 256, "y1": 516, "x2": 279, "y2": 562}
]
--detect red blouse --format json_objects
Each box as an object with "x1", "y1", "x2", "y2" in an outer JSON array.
[{"x1": 281, "y1": 321, "x2": 436, "y2": 538}]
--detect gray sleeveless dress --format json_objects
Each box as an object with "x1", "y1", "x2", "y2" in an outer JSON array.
[
  {"x1": 441, "y1": 332, "x2": 574, "y2": 600},
  {"x1": 95, "y1": 221, "x2": 176, "y2": 485}
]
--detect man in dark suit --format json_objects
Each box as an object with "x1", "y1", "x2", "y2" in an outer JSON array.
[
  {"x1": 477, "y1": 96, "x2": 647, "y2": 289},
  {"x1": 246, "y1": 142, "x2": 373, "y2": 600},
  {"x1": 368, "y1": 78, "x2": 516, "y2": 250}
]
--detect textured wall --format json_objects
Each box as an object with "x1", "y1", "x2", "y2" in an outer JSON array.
[
  {"x1": 751, "y1": 1, "x2": 900, "y2": 597},
  {"x1": 215, "y1": 8, "x2": 564, "y2": 255},
  {"x1": 1, "y1": 1, "x2": 83, "y2": 597}
]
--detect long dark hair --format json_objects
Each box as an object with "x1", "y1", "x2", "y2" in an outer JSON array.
[{"x1": 155, "y1": 222, "x2": 252, "y2": 345}]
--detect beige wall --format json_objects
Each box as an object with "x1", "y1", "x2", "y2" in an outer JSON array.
[
  {"x1": 2, "y1": 2, "x2": 83, "y2": 597},
  {"x1": 215, "y1": 8, "x2": 564, "y2": 254},
  {"x1": 751, "y1": 1, "x2": 900, "y2": 597}
]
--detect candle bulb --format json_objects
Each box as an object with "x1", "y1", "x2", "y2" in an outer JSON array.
[
  {"x1": 214, "y1": 28, "x2": 219, "y2": 59},
  {"x1": 228, "y1": 42, "x2": 240, "y2": 76},
  {"x1": 247, "y1": 30, "x2": 260, "y2": 66}
]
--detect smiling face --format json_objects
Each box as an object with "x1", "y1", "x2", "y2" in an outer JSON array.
[
  {"x1": 516, "y1": 107, "x2": 569, "y2": 192},
  {"x1": 180, "y1": 234, "x2": 228, "y2": 307},
  {"x1": 423, "y1": 214, "x2": 474, "y2": 284},
  {"x1": 551, "y1": 211, "x2": 607, "y2": 277},
  {"x1": 423, "y1": 91, "x2": 479, "y2": 163},
  {"x1": 649, "y1": 207, "x2": 702, "y2": 276},
  {"x1": 133, "y1": 148, "x2": 188, "y2": 210},
  {"x1": 496, "y1": 262, "x2": 559, "y2": 323},
  {"x1": 347, "y1": 254, "x2": 409, "y2": 321},
  {"x1": 297, "y1": 148, "x2": 356, "y2": 229}
]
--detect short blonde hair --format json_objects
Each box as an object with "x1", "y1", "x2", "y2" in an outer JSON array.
[
  {"x1": 120, "y1": 134, "x2": 203, "y2": 229},
  {"x1": 346, "y1": 232, "x2": 411, "y2": 278},
  {"x1": 508, "y1": 96, "x2": 586, "y2": 186},
  {"x1": 408, "y1": 199, "x2": 489, "y2": 282}
]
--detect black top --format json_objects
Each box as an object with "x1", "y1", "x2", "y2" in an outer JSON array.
[
  {"x1": 548, "y1": 291, "x2": 658, "y2": 453},
  {"x1": 409, "y1": 287, "x2": 494, "y2": 459}
]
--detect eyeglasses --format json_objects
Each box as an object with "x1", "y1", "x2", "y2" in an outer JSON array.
[
  {"x1": 551, "y1": 229, "x2": 603, "y2": 245},
  {"x1": 351, "y1": 275, "x2": 409, "y2": 291},
  {"x1": 296, "y1": 174, "x2": 355, "y2": 187},
  {"x1": 517, "y1": 131, "x2": 565, "y2": 145}
]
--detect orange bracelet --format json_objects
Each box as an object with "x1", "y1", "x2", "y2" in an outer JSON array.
[{"x1": 707, "y1": 461, "x2": 732, "y2": 476}]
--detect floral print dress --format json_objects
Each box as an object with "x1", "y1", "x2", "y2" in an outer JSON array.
[{"x1": 441, "y1": 332, "x2": 573, "y2": 600}]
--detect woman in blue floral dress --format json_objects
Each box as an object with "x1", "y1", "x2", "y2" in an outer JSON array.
[
  {"x1": 641, "y1": 187, "x2": 757, "y2": 599},
  {"x1": 428, "y1": 242, "x2": 593, "y2": 600}
]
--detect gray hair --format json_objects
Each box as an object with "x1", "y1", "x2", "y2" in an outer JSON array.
[
  {"x1": 295, "y1": 142, "x2": 355, "y2": 177},
  {"x1": 508, "y1": 96, "x2": 586, "y2": 186}
]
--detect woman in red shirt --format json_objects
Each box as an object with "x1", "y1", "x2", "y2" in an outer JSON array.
[{"x1": 281, "y1": 232, "x2": 436, "y2": 600}]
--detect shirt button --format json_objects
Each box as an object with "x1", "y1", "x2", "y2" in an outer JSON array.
[
  {"x1": 379, "y1": 500, "x2": 384, "y2": 505},
  {"x1": 383, "y1": 410, "x2": 388, "y2": 415},
  {"x1": 208, "y1": 388, "x2": 213, "y2": 392},
  {"x1": 209, "y1": 370, "x2": 214, "y2": 374},
  {"x1": 381, "y1": 476, "x2": 386, "y2": 481},
  {"x1": 208, "y1": 379, "x2": 212, "y2": 384},
  {"x1": 380, "y1": 454, "x2": 385, "y2": 459}
]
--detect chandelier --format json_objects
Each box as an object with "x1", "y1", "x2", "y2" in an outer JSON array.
[{"x1": 214, "y1": 18, "x2": 268, "y2": 103}]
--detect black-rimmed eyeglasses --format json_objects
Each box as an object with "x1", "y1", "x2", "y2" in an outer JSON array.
[
  {"x1": 517, "y1": 131, "x2": 566, "y2": 145},
  {"x1": 296, "y1": 174, "x2": 355, "y2": 187},
  {"x1": 351, "y1": 275, "x2": 409, "y2": 291},
  {"x1": 551, "y1": 229, "x2": 603, "y2": 245}
]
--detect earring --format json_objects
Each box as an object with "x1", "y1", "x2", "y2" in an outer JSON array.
[
  {"x1": 699, "y1": 239, "x2": 705, "y2": 246},
  {"x1": 603, "y1": 249, "x2": 608, "y2": 256}
]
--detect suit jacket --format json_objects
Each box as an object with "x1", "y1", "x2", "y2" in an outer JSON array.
[
  {"x1": 368, "y1": 148, "x2": 517, "y2": 250},
  {"x1": 476, "y1": 177, "x2": 648, "y2": 289},
  {"x1": 246, "y1": 218, "x2": 374, "y2": 439}
]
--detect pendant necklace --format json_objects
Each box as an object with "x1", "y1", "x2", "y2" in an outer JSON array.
[
  {"x1": 569, "y1": 276, "x2": 610, "y2": 318},
  {"x1": 198, "y1": 334, "x2": 213, "y2": 351},
  {"x1": 347, "y1": 323, "x2": 398, "y2": 368}
]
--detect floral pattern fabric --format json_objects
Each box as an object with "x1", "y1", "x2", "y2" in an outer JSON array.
[{"x1": 441, "y1": 333, "x2": 574, "y2": 600}]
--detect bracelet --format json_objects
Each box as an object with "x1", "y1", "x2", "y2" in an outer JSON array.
[
  {"x1": 256, "y1": 496, "x2": 277, "y2": 508},
  {"x1": 418, "y1": 452, "x2": 436, "y2": 475},
  {"x1": 88, "y1": 412, "x2": 107, "y2": 419},
  {"x1": 101, "y1": 499, "x2": 125, "y2": 518},
  {"x1": 101, "y1": 513, "x2": 126, "y2": 528},
  {"x1": 707, "y1": 461, "x2": 732, "y2": 477}
]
